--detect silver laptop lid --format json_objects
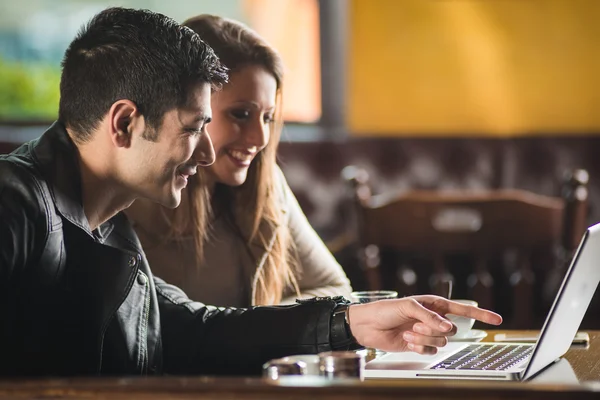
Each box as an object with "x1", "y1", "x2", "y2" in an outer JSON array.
[{"x1": 522, "y1": 223, "x2": 600, "y2": 380}]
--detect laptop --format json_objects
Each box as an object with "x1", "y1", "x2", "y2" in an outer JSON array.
[{"x1": 365, "y1": 222, "x2": 600, "y2": 381}]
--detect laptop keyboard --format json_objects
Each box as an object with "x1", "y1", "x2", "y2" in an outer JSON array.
[{"x1": 431, "y1": 344, "x2": 534, "y2": 371}]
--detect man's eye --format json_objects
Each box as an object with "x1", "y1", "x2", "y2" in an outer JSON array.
[{"x1": 185, "y1": 128, "x2": 202, "y2": 135}]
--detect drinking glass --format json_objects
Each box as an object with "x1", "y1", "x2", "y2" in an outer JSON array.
[
  {"x1": 350, "y1": 290, "x2": 399, "y2": 359},
  {"x1": 350, "y1": 290, "x2": 399, "y2": 304}
]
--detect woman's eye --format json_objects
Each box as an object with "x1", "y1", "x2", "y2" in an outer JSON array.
[
  {"x1": 230, "y1": 109, "x2": 250, "y2": 120},
  {"x1": 264, "y1": 114, "x2": 274, "y2": 124}
]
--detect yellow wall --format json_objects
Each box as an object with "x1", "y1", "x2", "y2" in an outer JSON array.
[{"x1": 347, "y1": 0, "x2": 600, "y2": 137}]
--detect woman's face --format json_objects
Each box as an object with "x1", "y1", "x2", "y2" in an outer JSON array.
[{"x1": 207, "y1": 64, "x2": 277, "y2": 187}]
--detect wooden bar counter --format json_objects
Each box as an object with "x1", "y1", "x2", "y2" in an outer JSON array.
[{"x1": 1, "y1": 330, "x2": 599, "y2": 400}]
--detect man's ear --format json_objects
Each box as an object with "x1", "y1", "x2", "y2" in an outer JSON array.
[{"x1": 107, "y1": 100, "x2": 144, "y2": 148}]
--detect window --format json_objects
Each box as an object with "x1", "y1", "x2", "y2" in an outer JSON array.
[
  {"x1": 0, "y1": 0, "x2": 321, "y2": 124},
  {"x1": 243, "y1": 0, "x2": 321, "y2": 123}
]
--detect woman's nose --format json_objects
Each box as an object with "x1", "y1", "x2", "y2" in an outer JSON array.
[
  {"x1": 245, "y1": 120, "x2": 269, "y2": 149},
  {"x1": 193, "y1": 130, "x2": 216, "y2": 167}
]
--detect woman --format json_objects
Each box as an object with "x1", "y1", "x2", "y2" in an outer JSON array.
[{"x1": 126, "y1": 14, "x2": 352, "y2": 307}]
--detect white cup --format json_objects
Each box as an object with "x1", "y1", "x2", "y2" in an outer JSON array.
[{"x1": 445, "y1": 299, "x2": 478, "y2": 338}]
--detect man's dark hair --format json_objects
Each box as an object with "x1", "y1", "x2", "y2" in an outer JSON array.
[{"x1": 58, "y1": 7, "x2": 228, "y2": 142}]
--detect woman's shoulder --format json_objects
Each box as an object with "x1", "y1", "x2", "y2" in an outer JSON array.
[
  {"x1": 272, "y1": 164, "x2": 294, "y2": 211},
  {"x1": 273, "y1": 164, "x2": 287, "y2": 184}
]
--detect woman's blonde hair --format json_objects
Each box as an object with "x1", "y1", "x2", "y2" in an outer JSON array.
[{"x1": 164, "y1": 14, "x2": 300, "y2": 305}]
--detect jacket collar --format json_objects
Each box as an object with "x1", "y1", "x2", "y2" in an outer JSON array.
[{"x1": 31, "y1": 121, "x2": 113, "y2": 240}]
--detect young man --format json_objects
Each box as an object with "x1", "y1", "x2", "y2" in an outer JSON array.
[{"x1": 0, "y1": 7, "x2": 501, "y2": 376}]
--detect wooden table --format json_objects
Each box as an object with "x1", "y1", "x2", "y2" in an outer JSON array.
[{"x1": 1, "y1": 330, "x2": 599, "y2": 399}]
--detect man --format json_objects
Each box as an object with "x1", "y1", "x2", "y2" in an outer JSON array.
[{"x1": 0, "y1": 7, "x2": 501, "y2": 376}]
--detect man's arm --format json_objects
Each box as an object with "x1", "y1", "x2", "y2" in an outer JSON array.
[
  {"x1": 154, "y1": 277, "x2": 349, "y2": 376},
  {"x1": 0, "y1": 159, "x2": 48, "y2": 369},
  {"x1": 0, "y1": 161, "x2": 45, "y2": 284}
]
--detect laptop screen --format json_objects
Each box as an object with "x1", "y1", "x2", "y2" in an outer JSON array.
[{"x1": 523, "y1": 223, "x2": 600, "y2": 380}]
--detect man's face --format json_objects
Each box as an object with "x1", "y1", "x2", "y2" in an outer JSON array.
[{"x1": 125, "y1": 82, "x2": 214, "y2": 208}]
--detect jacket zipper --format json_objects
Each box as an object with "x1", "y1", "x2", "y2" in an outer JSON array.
[{"x1": 139, "y1": 271, "x2": 151, "y2": 374}]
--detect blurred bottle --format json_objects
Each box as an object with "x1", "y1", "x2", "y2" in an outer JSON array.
[
  {"x1": 318, "y1": 351, "x2": 365, "y2": 380},
  {"x1": 262, "y1": 358, "x2": 307, "y2": 380}
]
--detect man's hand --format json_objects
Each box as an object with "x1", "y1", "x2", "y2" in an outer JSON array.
[{"x1": 347, "y1": 295, "x2": 502, "y2": 355}]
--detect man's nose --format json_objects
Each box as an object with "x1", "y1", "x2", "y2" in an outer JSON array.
[{"x1": 193, "y1": 130, "x2": 216, "y2": 167}]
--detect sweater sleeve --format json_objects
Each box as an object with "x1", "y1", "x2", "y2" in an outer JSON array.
[{"x1": 275, "y1": 168, "x2": 353, "y2": 305}]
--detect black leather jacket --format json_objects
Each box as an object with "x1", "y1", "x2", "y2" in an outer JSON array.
[{"x1": 0, "y1": 122, "x2": 351, "y2": 377}]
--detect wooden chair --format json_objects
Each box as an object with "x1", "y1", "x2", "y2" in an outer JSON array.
[{"x1": 342, "y1": 166, "x2": 589, "y2": 328}]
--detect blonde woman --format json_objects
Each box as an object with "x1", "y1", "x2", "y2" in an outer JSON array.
[{"x1": 126, "y1": 14, "x2": 352, "y2": 307}]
